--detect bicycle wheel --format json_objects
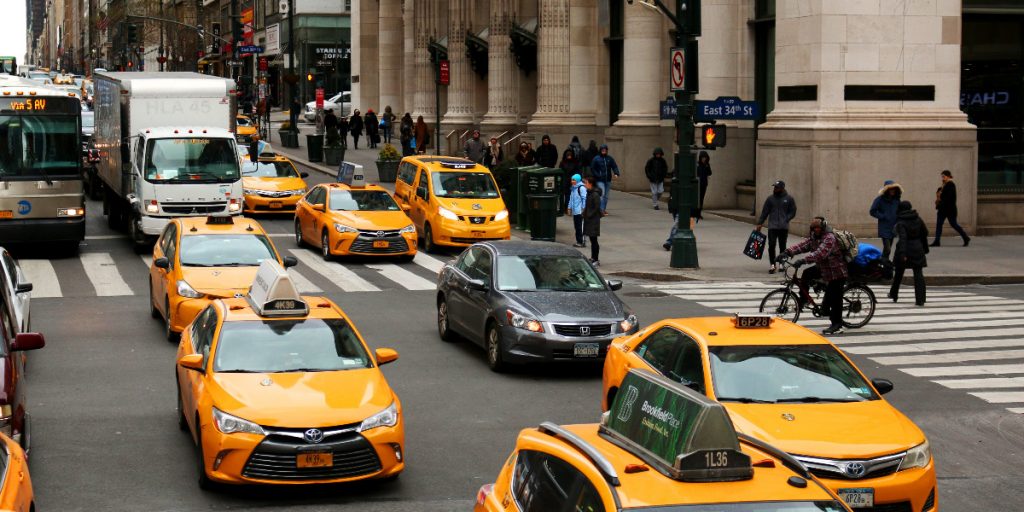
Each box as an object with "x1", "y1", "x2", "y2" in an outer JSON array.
[
  {"x1": 759, "y1": 288, "x2": 802, "y2": 324},
  {"x1": 841, "y1": 284, "x2": 876, "y2": 328}
]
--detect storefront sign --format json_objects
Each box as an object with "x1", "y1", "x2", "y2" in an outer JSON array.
[
  {"x1": 265, "y1": 24, "x2": 281, "y2": 55},
  {"x1": 961, "y1": 91, "x2": 1011, "y2": 106},
  {"x1": 311, "y1": 45, "x2": 351, "y2": 67}
]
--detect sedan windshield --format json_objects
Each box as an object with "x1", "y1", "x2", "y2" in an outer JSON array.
[
  {"x1": 431, "y1": 171, "x2": 500, "y2": 199},
  {"x1": 497, "y1": 255, "x2": 606, "y2": 291},
  {"x1": 214, "y1": 319, "x2": 373, "y2": 373},
  {"x1": 633, "y1": 501, "x2": 848, "y2": 512},
  {"x1": 243, "y1": 161, "x2": 298, "y2": 178},
  {"x1": 145, "y1": 138, "x2": 240, "y2": 182},
  {"x1": 179, "y1": 234, "x2": 277, "y2": 267},
  {"x1": 330, "y1": 190, "x2": 400, "y2": 211},
  {"x1": 710, "y1": 345, "x2": 877, "y2": 404}
]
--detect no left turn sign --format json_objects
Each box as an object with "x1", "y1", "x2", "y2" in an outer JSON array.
[{"x1": 670, "y1": 47, "x2": 685, "y2": 91}]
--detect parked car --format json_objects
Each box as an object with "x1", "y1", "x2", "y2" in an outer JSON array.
[
  {"x1": 0, "y1": 248, "x2": 30, "y2": 334},
  {"x1": 304, "y1": 92, "x2": 351, "y2": 121},
  {"x1": 0, "y1": 276, "x2": 45, "y2": 451}
]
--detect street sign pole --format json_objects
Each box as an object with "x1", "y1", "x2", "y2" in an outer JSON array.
[{"x1": 668, "y1": 1, "x2": 700, "y2": 269}]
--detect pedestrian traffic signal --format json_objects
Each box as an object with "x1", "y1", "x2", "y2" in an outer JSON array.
[
  {"x1": 306, "y1": 73, "x2": 313, "y2": 82},
  {"x1": 126, "y1": 23, "x2": 139, "y2": 44},
  {"x1": 701, "y1": 124, "x2": 727, "y2": 149}
]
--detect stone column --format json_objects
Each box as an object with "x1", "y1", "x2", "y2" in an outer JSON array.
[
  {"x1": 413, "y1": 0, "x2": 436, "y2": 118},
  {"x1": 530, "y1": 0, "x2": 570, "y2": 122},
  {"x1": 378, "y1": 0, "x2": 403, "y2": 114},
  {"x1": 614, "y1": 4, "x2": 663, "y2": 126},
  {"x1": 482, "y1": 0, "x2": 518, "y2": 127},
  {"x1": 403, "y1": 0, "x2": 416, "y2": 115},
  {"x1": 443, "y1": 0, "x2": 475, "y2": 125},
  {"x1": 567, "y1": 0, "x2": 598, "y2": 124},
  {"x1": 353, "y1": 0, "x2": 379, "y2": 112}
]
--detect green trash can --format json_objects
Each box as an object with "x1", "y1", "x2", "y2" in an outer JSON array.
[
  {"x1": 306, "y1": 134, "x2": 324, "y2": 162},
  {"x1": 515, "y1": 165, "x2": 543, "y2": 230},
  {"x1": 527, "y1": 194, "x2": 559, "y2": 241}
]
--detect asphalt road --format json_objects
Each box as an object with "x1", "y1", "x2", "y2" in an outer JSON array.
[{"x1": 13, "y1": 163, "x2": 1024, "y2": 510}]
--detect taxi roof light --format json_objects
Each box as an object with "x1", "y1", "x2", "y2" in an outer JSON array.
[
  {"x1": 206, "y1": 214, "x2": 234, "y2": 225},
  {"x1": 439, "y1": 159, "x2": 475, "y2": 169},
  {"x1": 732, "y1": 313, "x2": 773, "y2": 329},
  {"x1": 246, "y1": 260, "x2": 309, "y2": 317}
]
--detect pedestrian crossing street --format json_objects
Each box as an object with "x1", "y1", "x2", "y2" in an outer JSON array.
[
  {"x1": 19, "y1": 249, "x2": 451, "y2": 299},
  {"x1": 644, "y1": 281, "x2": 1024, "y2": 415}
]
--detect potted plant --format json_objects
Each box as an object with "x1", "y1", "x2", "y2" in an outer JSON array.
[
  {"x1": 376, "y1": 143, "x2": 401, "y2": 182},
  {"x1": 323, "y1": 126, "x2": 346, "y2": 166},
  {"x1": 278, "y1": 121, "x2": 299, "y2": 148}
]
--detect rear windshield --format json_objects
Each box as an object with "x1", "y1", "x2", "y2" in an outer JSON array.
[{"x1": 242, "y1": 161, "x2": 297, "y2": 178}]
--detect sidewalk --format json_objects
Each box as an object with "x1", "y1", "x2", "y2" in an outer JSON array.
[{"x1": 266, "y1": 113, "x2": 1023, "y2": 285}]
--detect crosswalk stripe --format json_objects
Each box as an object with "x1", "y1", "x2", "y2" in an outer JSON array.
[
  {"x1": 872, "y1": 349, "x2": 1024, "y2": 366},
  {"x1": 729, "y1": 303, "x2": 1024, "y2": 317},
  {"x1": 662, "y1": 288, "x2": 965, "y2": 298},
  {"x1": 288, "y1": 250, "x2": 381, "y2": 292},
  {"x1": 413, "y1": 253, "x2": 447, "y2": 274},
  {"x1": 838, "y1": 318, "x2": 1024, "y2": 334},
  {"x1": 287, "y1": 268, "x2": 323, "y2": 294},
  {"x1": 18, "y1": 259, "x2": 62, "y2": 298},
  {"x1": 934, "y1": 377, "x2": 1024, "y2": 389},
  {"x1": 900, "y1": 364, "x2": 1024, "y2": 378},
  {"x1": 140, "y1": 254, "x2": 152, "y2": 268},
  {"x1": 833, "y1": 327, "x2": 1024, "y2": 345},
  {"x1": 80, "y1": 252, "x2": 134, "y2": 296},
  {"x1": 695, "y1": 295, "x2": 1017, "y2": 308},
  {"x1": 1007, "y1": 408, "x2": 1024, "y2": 414},
  {"x1": 968, "y1": 391, "x2": 1024, "y2": 404},
  {"x1": 846, "y1": 338, "x2": 1024, "y2": 355},
  {"x1": 364, "y1": 263, "x2": 436, "y2": 291},
  {"x1": 784, "y1": 310, "x2": 1024, "y2": 329}
]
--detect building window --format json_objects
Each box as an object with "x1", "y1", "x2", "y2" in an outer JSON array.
[
  {"x1": 606, "y1": 0, "x2": 625, "y2": 125},
  {"x1": 752, "y1": 0, "x2": 775, "y2": 123},
  {"x1": 345, "y1": 0, "x2": 352, "y2": 13},
  {"x1": 267, "y1": 0, "x2": 278, "y2": 16}
]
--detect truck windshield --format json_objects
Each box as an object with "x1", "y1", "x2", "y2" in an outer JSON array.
[
  {"x1": 0, "y1": 114, "x2": 80, "y2": 180},
  {"x1": 144, "y1": 138, "x2": 240, "y2": 183}
]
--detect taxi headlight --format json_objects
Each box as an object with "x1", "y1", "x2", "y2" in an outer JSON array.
[
  {"x1": 212, "y1": 407, "x2": 266, "y2": 436},
  {"x1": 289, "y1": 188, "x2": 307, "y2": 196},
  {"x1": 358, "y1": 402, "x2": 398, "y2": 432},
  {"x1": 399, "y1": 224, "x2": 415, "y2": 234},
  {"x1": 176, "y1": 280, "x2": 204, "y2": 299},
  {"x1": 334, "y1": 222, "x2": 358, "y2": 234},
  {"x1": 899, "y1": 440, "x2": 931, "y2": 471},
  {"x1": 507, "y1": 309, "x2": 544, "y2": 333},
  {"x1": 493, "y1": 209, "x2": 509, "y2": 222},
  {"x1": 243, "y1": 188, "x2": 257, "y2": 195},
  {"x1": 619, "y1": 314, "x2": 639, "y2": 333},
  {"x1": 438, "y1": 206, "x2": 460, "y2": 221}
]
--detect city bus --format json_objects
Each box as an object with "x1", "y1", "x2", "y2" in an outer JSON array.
[
  {"x1": 0, "y1": 56, "x2": 15, "y2": 75},
  {"x1": 0, "y1": 75, "x2": 85, "y2": 252}
]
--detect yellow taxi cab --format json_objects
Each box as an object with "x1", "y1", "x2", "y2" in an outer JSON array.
[
  {"x1": 393, "y1": 156, "x2": 510, "y2": 252},
  {"x1": 294, "y1": 176, "x2": 417, "y2": 261},
  {"x1": 476, "y1": 370, "x2": 851, "y2": 512},
  {"x1": 0, "y1": 432, "x2": 33, "y2": 512},
  {"x1": 602, "y1": 314, "x2": 936, "y2": 512},
  {"x1": 235, "y1": 114, "x2": 258, "y2": 144},
  {"x1": 241, "y1": 152, "x2": 309, "y2": 214},
  {"x1": 149, "y1": 215, "x2": 297, "y2": 342},
  {"x1": 175, "y1": 261, "x2": 404, "y2": 488}
]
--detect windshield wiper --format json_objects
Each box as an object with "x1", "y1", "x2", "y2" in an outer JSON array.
[
  {"x1": 181, "y1": 263, "x2": 219, "y2": 267},
  {"x1": 775, "y1": 397, "x2": 862, "y2": 403},
  {"x1": 35, "y1": 166, "x2": 53, "y2": 185},
  {"x1": 716, "y1": 397, "x2": 777, "y2": 404},
  {"x1": 217, "y1": 369, "x2": 263, "y2": 373},
  {"x1": 271, "y1": 368, "x2": 337, "y2": 373},
  {"x1": 549, "y1": 287, "x2": 588, "y2": 292}
]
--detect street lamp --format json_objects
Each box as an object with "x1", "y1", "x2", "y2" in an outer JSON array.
[{"x1": 627, "y1": 0, "x2": 701, "y2": 268}]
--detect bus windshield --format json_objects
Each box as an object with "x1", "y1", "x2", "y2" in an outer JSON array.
[
  {"x1": 0, "y1": 114, "x2": 80, "y2": 180},
  {"x1": 145, "y1": 138, "x2": 240, "y2": 183}
]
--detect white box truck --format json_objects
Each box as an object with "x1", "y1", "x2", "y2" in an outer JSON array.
[{"x1": 93, "y1": 72, "x2": 243, "y2": 248}]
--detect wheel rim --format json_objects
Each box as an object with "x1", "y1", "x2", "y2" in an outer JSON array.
[
  {"x1": 842, "y1": 286, "x2": 874, "y2": 327},
  {"x1": 487, "y1": 329, "x2": 499, "y2": 365},
  {"x1": 165, "y1": 298, "x2": 173, "y2": 336},
  {"x1": 424, "y1": 226, "x2": 433, "y2": 251},
  {"x1": 322, "y1": 234, "x2": 330, "y2": 258},
  {"x1": 294, "y1": 221, "x2": 302, "y2": 244},
  {"x1": 438, "y1": 301, "x2": 448, "y2": 335}
]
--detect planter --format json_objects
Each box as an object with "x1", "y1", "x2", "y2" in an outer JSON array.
[
  {"x1": 376, "y1": 160, "x2": 400, "y2": 182},
  {"x1": 278, "y1": 130, "x2": 299, "y2": 148},
  {"x1": 306, "y1": 134, "x2": 324, "y2": 162},
  {"x1": 324, "y1": 146, "x2": 346, "y2": 167}
]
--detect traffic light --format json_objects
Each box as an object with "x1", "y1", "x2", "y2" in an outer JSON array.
[
  {"x1": 126, "y1": 23, "x2": 138, "y2": 44},
  {"x1": 306, "y1": 73, "x2": 314, "y2": 82},
  {"x1": 701, "y1": 124, "x2": 726, "y2": 149}
]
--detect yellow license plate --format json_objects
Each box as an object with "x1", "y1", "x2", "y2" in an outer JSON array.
[
  {"x1": 269, "y1": 201, "x2": 282, "y2": 209},
  {"x1": 373, "y1": 240, "x2": 390, "y2": 248},
  {"x1": 472, "y1": 231, "x2": 485, "y2": 238},
  {"x1": 297, "y1": 452, "x2": 333, "y2": 468},
  {"x1": 0, "y1": 211, "x2": 12, "y2": 219}
]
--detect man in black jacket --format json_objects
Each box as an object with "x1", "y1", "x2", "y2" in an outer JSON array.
[
  {"x1": 535, "y1": 134, "x2": 559, "y2": 168},
  {"x1": 756, "y1": 180, "x2": 797, "y2": 273},
  {"x1": 932, "y1": 169, "x2": 970, "y2": 247},
  {"x1": 644, "y1": 147, "x2": 668, "y2": 209}
]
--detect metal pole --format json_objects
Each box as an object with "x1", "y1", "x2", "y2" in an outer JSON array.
[
  {"x1": 159, "y1": 0, "x2": 165, "y2": 71},
  {"x1": 288, "y1": 0, "x2": 296, "y2": 126},
  {"x1": 434, "y1": 62, "x2": 441, "y2": 155},
  {"x1": 669, "y1": 0, "x2": 699, "y2": 268}
]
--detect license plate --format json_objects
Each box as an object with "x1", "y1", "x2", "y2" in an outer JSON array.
[
  {"x1": 573, "y1": 343, "x2": 600, "y2": 358},
  {"x1": 838, "y1": 488, "x2": 874, "y2": 508},
  {"x1": 297, "y1": 451, "x2": 333, "y2": 468},
  {"x1": 472, "y1": 231, "x2": 485, "y2": 238},
  {"x1": 0, "y1": 211, "x2": 11, "y2": 219},
  {"x1": 373, "y1": 240, "x2": 390, "y2": 248},
  {"x1": 269, "y1": 201, "x2": 282, "y2": 209}
]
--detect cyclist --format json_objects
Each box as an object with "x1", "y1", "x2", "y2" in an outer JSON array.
[{"x1": 778, "y1": 217, "x2": 848, "y2": 335}]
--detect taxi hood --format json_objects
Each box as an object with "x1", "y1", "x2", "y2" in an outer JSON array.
[
  {"x1": 725, "y1": 400, "x2": 926, "y2": 459},
  {"x1": 181, "y1": 266, "x2": 260, "y2": 297},
  {"x1": 242, "y1": 176, "x2": 305, "y2": 191},
  {"x1": 211, "y1": 368, "x2": 395, "y2": 428},
  {"x1": 329, "y1": 210, "x2": 412, "y2": 231},
  {"x1": 436, "y1": 196, "x2": 507, "y2": 216}
]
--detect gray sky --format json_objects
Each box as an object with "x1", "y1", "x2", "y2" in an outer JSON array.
[{"x1": 1, "y1": 1, "x2": 27, "y2": 62}]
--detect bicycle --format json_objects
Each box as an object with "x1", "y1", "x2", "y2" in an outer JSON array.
[{"x1": 758, "y1": 259, "x2": 877, "y2": 329}]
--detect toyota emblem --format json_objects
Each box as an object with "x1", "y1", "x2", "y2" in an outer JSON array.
[
  {"x1": 303, "y1": 428, "x2": 324, "y2": 444},
  {"x1": 376, "y1": 230, "x2": 386, "y2": 238},
  {"x1": 472, "y1": 203, "x2": 483, "y2": 210},
  {"x1": 579, "y1": 326, "x2": 591, "y2": 336},
  {"x1": 844, "y1": 462, "x2": 867, "y2": 478}
]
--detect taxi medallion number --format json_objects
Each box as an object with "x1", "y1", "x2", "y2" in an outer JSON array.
[
  {"x1": 297, "y1": 451, "x2": 333, "y2": 468},
  {"x1": 0, "y1": 211, "x2": 12, "y2": 219},
  {"x1": 472, "y1": 230, "x2": 485, "y2": 238},
  {"x1": 269, "y1": 201, "x2": 282, "y2": 209},
  {"x1": 838, "y1": 488, "x2": 874, "y2": 508},
  {"x1": 373, "y1": 240, "x2": 390, "y2": 248},
  {"x1": 574, "y1": 343, "x2": 599, "y2": 358}
]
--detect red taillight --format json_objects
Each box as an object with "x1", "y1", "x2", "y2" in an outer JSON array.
[
  {"x1": 476, "y1": 483, "x2": 494, "y2": 506},
  {"x1": 188, "y1": 129, "x2": 193, "y2": 133}
]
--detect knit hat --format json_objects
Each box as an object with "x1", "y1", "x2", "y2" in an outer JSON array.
[
  {"x1": 898, "y1": 200, "x2": 913, "y2": 212},
  {"x1": 572, "y1": 174, "x2": 582, "y2": 182},
  {"x1": 599, "y1": 144, "x2": 608, "y2": 151},
  {"x1": 773, "y1": 180, "x2": 786, "y2": 189},
  {"x1": 653, "y1": 147, "x2": 664, "y2": 156}
]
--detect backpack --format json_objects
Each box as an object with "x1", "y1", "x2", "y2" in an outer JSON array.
[{"x1": 833, "y1": 229, "x2": 859, "y2": 263}]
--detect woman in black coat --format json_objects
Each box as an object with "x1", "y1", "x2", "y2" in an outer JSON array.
[
  {"x1": 582, "y1": 176, "x2": 603, "y2": 266},
  {"x1": 889, "y1": 200, "x2": 929, "y2": 306},
  {"x1": 349, "y1": 109, "x2": 364, "y2": 149}
]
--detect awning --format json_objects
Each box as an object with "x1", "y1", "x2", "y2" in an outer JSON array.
[{"x1": 465, "y1": 27, "x2": 488, "y2": 79}]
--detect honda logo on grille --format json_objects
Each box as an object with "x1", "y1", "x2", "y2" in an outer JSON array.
[
  {"x1": 303, "y1": 428, "x2": 324, "y2": 444},
  {"x1": 579, "y1": 326, "x2": 591, "y2": 336}
]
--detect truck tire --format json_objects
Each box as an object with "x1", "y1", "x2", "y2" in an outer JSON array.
[{"x1": 130, "y1": 216, "x2": 151, "y2": 253}]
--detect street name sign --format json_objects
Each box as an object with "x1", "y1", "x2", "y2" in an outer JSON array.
[{"x1": 695, "y1": 96, "x2": 760, "y2": 121}]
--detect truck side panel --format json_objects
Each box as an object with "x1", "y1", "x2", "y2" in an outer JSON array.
[
  {"x1": 93, "y1": 77, "x2": 125, "y2": 198},
  {"x1": 131, "y1": 97, "x2": 233, "y2": 133}
]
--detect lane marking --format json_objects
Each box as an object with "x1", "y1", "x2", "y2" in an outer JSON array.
[
  {"x1": 934, "y1": 377, "x2": 1024, "y2": 389},
  {"x1": 727, "y1": 303, "x2": 1024, "y2": 318},
  {"x1": 365, "y1": 263, "x2": 436, "y2": 291},
  {"x1": 412, "y1": 253, "x2": 447, "y2": 274},
  {"x1": 969, "y1": 391, "x2": 1024, "y2": 404},
  {"x1": 872, "y1": 349, "x2": 1024, "y2": 366},
  {"x1": 18, "y1": 259, "x2": 62, "y2": 298},
  {"x1": 288, "y1": 250, "x2": 380, "y2": 292},
  {"x1": 84, "y1": 235, "x2": 125, "y2": 240},
  {"x1": 775, "y1": 310, "x2": 1024, "y2": 329},
  {"x1": 901, "y1": 364, "x2": 1024, "y2": 378},
  {"x1": 694, "y1": 295, "x2": 1017, "y2": 307},
  {"x1": 1007, "y1": 408, "x2": 1024, "y2": 414},
  {"x1": 139, "y1": 254, "x2": 152, "y2": 268},
  {"x1": 80, "y1": 252, "x2": 134, "y2": 296},
  {"x1": 831, "y1": 327, "x2": 1024, "y2": 346},
  {"x1": 287, "y1": 268, "x2": 323, "y2": 294},
  {"x1": 846, "y1": 337, "x2": 1024, "y2": 355}
]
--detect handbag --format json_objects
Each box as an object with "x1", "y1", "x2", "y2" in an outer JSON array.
[
  {"x1": 743, "y1": 230, "x2": 768, "y2": 260},
  {"x1": 410, "y1": 137, "x2": 416, "y2": 149}
]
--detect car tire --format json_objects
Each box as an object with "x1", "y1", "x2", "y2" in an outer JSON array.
[
  {"x1": 150, "y1": 282, "x2": 160, "y2": 319},
  {"x1": 195, "y1": 417, "x2": 213, "y2": 490},
  {"x1": 398, "y1": 254, "x2": 415, "y2": 263},
  {"x1": 176, "y1": 378, "x2": 188, "y2": 432},
  {"x1": 294, "y1": 219, "x2": 304, "y2": 247},
  {"x1": 437, "y1": 296, "x2": 455, "y2": 342},
  {"x1": 485, "y1": 322, "x2": 507, "y2": 373},
  {"x1": 321, "y1": 231, "x2": 332, "y2": 261},
  {"x1": 423, "y1": 224, "x2": 438, "y2": 254},
  {"x1": 165, "y1": 297, "x2": 180, "y2": 343}
]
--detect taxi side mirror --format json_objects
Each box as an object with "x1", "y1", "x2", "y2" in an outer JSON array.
[
  {"x1": 300, "y1": 172, "x2": 310, "y2": 178},
  {"x1": 375, "y1": 348, "x2": 399, "y2": 366},
  {"x1": 15, "y1": 281, "x2": 32, "y2": 294},
  {"x1": 178, "y1": 353, "x2": 205, "y2": 373},
  {"x1": 154, "y1": 257, "x2": 170, "y2": 269},
  {"x1": 607, "y1": 280, "x2": 623, "y2": 291},
  {"x1": 11, "y1": 332, "x2": 45, "y2": 352},
  {"x1": 282, "y1": 256, "x2": 298, "y2": 268},
  {"x1": 400, "y1": 203, "x2": 411, "y2": 212},
  {"x1": 313, "y1": 203, "x2": 326, "y2": 212},
  {"x1": 872, "y1": 378, "x2": 894, "y2": 395}
]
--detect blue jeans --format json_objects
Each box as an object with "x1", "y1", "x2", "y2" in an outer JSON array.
[
  {"x1": 597, "y1": 181, "x2": 610, "y2": 212},
  {"x1": 667, "y1": 213, "x2": 679, "y2": 244}
]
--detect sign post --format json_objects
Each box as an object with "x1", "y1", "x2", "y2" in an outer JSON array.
[{"x1": 439, "y1": 59, "x2": 450, "y2": 86}]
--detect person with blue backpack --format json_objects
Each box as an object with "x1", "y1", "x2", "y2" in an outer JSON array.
[
  {"x1": 589, "y1": 144, "x2": 620, "y2": 215},
  {"x1": 566, "y1": 174, "x2": 588, "y2": 248}
]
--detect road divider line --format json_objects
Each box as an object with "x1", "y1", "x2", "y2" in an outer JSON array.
[
  {"x1": 412, "y1": 253, "x2": 447, "y2": 274},
  {"x1": 873, "y1": 349, "x2": 1024, "y2": 366},
  {"x1": 365, "y1": 263, "x2": 436, "y2": 290},
  {"x1": 288, "y1": 250, "x2": 380, "y2": 292},
  {"x1": 81, "y1": 252, "x2": 134, "y2": 296},
  {"x1": 968, "y1": 391, "x2": 1024, "y2": 404},
  {"x1": 900, "y1": 364, "x2": 1024, "y2": 378},
  {"x1": 18, "y1": 259, "x2": 62, "y2": 298}
]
